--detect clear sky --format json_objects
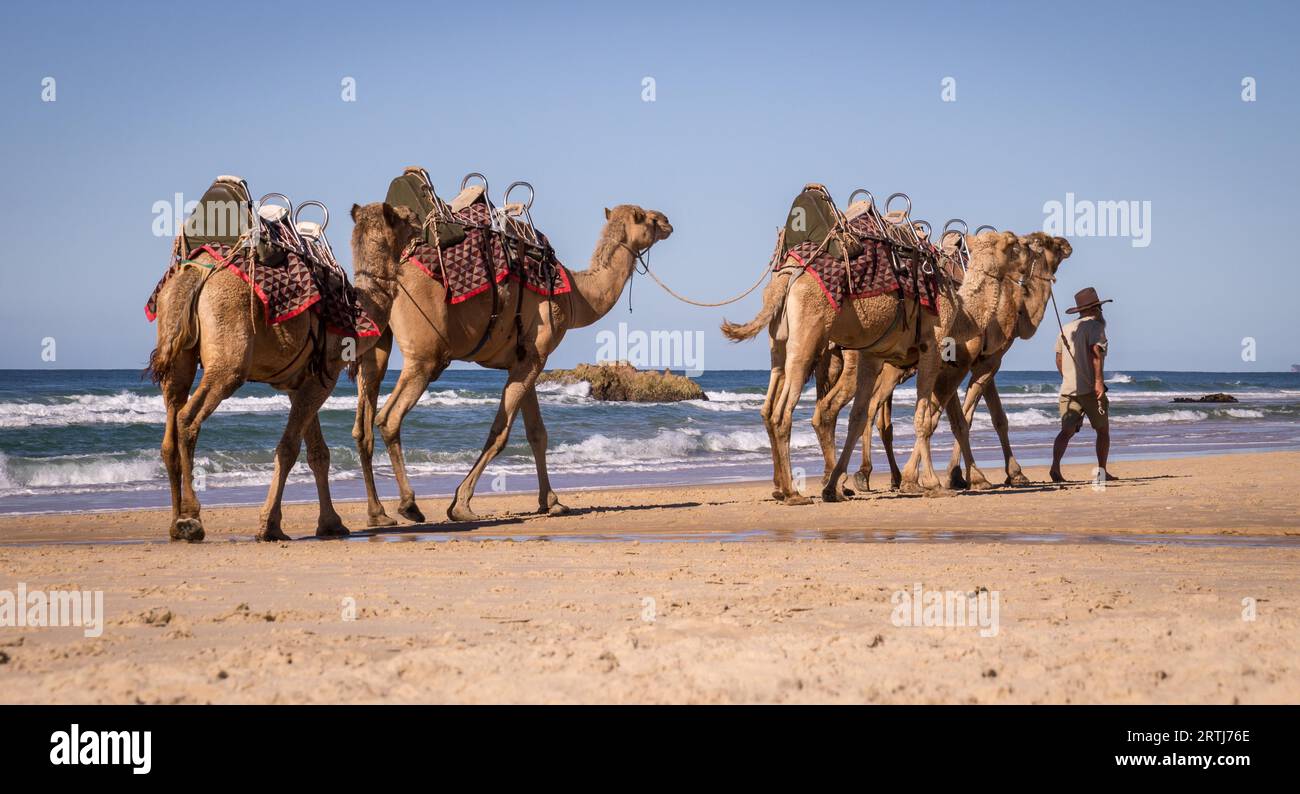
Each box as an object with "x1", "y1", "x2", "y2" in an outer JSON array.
[{"x1": 1, "y1": 0, "x2": 1297, "y2": 372}]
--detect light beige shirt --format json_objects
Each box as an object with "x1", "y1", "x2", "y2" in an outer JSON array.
[{"x1": 1056, "y1": 317, "x2": 1108, "y2": 396}]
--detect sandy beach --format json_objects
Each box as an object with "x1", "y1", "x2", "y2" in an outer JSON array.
[{"x1": 1, "y1": 451, "x2": 1297, "y2": 704}]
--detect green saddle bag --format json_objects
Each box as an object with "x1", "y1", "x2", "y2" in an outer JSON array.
[
  {"x1": 783, "y1": 186, "x2": 862, "y2": 262},
  {"x1": 181, "y1": 176, "x2": 285, "y2": 267},
  {"x1": 385, "y1": 168, "x2": 466, "y2": 249}
]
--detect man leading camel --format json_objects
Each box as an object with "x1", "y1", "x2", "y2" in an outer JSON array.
[{"x1": 1050, "y1": 286, "x2": 1116, "y2": 483}]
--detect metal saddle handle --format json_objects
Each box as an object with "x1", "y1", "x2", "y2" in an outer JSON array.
[
  {"x1": 942, "y1": 218, "x2": 968, "y2": 239},
  {"x1": 847, "y1": 188, "x2": 876, "y2": 208},
  {"x1": 885, "y1": 192, "x2": 912, "y2": 219},
  {"x1": 499, "y1": 181, "x2": 541, "y2": 246},
  {"x1": 256, "y1": 192, "x2": 294, "y2": 223},
  {"x1": 503, "y1": 181, "x2": 535, "y2": 213},
  {"x1": 461, "y1": 172, "x2": 490, "y2": 196},
  {"x1": 914, "y1": 220, "x2": 932, "y2": 240},
  {"x1": 253, "y1": 192, "x2": 308, "y2": 252},
  {"x1": 974, "y1": 224, "x2": 998, "y2": 235},
  {"x1": 294, "y1": 200, "x2": 329, "y2": 235}
]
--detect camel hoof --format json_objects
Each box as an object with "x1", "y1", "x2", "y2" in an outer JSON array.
[
  {"x1": 852, "y1": 471, "x2": 872, "y2": 493},
  {"x1": 542, "y1": 502, "x2": 570, "y2": 516},
  {"x1": 947, "y1": 468, "x2": 968, "y2": 490},
  {"x1": 367, "y1": 512, "x2": 399, "y2": 528},
  {"x1": 170, "y1": 518, "x2": 205, "y2": 543},
  {"x1": 780, "y1": 494, "x2": 815, "y2": 506},
  {"x1": 256, "y1": 527, "x2": 292, "y2": 542},
  {"x1": 923, "y1": 486, "x2": 957, "y2": 499},
  {"x1": 1005, "y1": 472, "x2": 1031, "y2": 487},
  {"x1": 398, "y1": 503, "x2": 426, "y2": 523},
  {"x1": 898, "y1": 480, "x2": 924, "y2": 495},
  {"x1": 821, "y1": 487, "x2": 847, "y2": 503},
  {"x1": 968, "y1": 478, "x2": 995, "y2": 492},
  {"x1": 447, "y1": 503, "x2": 480, "y2": 523},
  {"x1": 316, "y1": 522, "x2": 351, "y2": 538}
]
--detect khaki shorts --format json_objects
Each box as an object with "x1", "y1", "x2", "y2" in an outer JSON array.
[{"x1": 1059, "y1": 393, "x2": 1109, "y2": 432}]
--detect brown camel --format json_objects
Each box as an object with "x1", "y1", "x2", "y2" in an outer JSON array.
[
  {"x1": 821, "y1": 232, "x2": 1072, "y2": 492},
  {"x1": 353, "y1": 204, "x2": 673, "y2": 525},
  {"x1": 721, "y1": 230, "x2": 1029, "y2": 502},
  {"x1": 147, "y1": 202, "x2": 417, "y2": 541}
]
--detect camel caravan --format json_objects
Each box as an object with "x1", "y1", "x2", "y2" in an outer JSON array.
[
  {"x1": 146, "y1": 170, "x2": 670, "y2": 541},
  {"x1": 145, "y1": 172, "x2": 1064, "y2": 542},
  {"x1": 721, "y1": 184, "x2": 1070, "y2": 503}
]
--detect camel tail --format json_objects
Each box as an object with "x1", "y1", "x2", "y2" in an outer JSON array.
[
  {"x1": 145, "y1": 267, "x2": 206, "y2": 384},
  {"x1": 720, "y1": 271, "x2": 790, "y2": 342}
]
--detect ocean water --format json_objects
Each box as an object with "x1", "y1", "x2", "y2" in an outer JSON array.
[{"x1": 0, "y1": 369, "x2": 1298, "y2": 515}]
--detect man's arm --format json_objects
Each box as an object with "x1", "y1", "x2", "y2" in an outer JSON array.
[{"x1": 1090, "y1": 343, "x2": 1106, "y2": 400}]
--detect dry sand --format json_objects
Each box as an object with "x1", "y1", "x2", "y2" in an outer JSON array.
[{"x1": 0, "y1": 452, "x2": 1297, "y2": 704}]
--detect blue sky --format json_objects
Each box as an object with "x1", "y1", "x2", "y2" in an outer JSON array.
[{"x1": 1, "y1": 0, "x2": 1297, "y2": 372}]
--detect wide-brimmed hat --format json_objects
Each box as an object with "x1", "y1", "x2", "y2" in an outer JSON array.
[{"x1": 1066, "y1": 286, "x2": 1113, "y2": 314}]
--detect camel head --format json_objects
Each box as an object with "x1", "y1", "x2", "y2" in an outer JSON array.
[
  {"x1": 952, "y1": 230, "x2": 1030, "y2": 345},
  {"x1": 966, "y1": 230, "x2": 1029, "y2": 282},
  {"x1": 1015, "y1": 232, "x2": 1073, "y2": 339},
  {"x1": 350, "y1": 202, "x2": 420, "y2": 285},
  {"x1": 603, "y1": 205, "x2": 673, "y2": 253}
]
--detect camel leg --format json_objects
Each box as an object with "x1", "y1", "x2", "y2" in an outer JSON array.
[
  {"x1": 879, "y1": 391, "x2": 903, "y2": 489},
  {"x1": 944, "y1": 391, "x2": 992, "y2": 490},
  {"x1": 854, "y1": 363, "x2": 903, "y2": 492},
  {"x1": 257, "y1": 381, "x2": 333, "y2": 542},
  {"x1": 173, "y1": 370, "x2": 244, "y2": 542},
  {"x1": 521, "y1": 386, "x2": 567, "y2": 515},
  {"x1": 770, "y1": 325, "x2": 822, "y2": 506},
  {"x1": 159, "y1": 351, "x2": 199, "y2": 535},
  {"x1": 812, "y1": 350, "x2": 856, "y2": 494},
  {"x1": 305, "y1": 414, "x2": 349, "y2": 537},
  {"x1": 822, "y1": 357, "x2": 878, "y2": 502},
  {"x1": 899, "y1": 362, "x2": 946, "y2": 494},
  {"x1": 983, "y1": 380, "x2": 1029, "y2": 485},
  {"x1": 377, "y1": 359, "x2": 446, "y2": 524},
  {"x1": 945, "y1": 370, "x2": 990, "y2": 488},
  {"x1": 448, "y1": 361, "x2": 542, "y2": 522},
  {"x1": 353, "y1": 334, "x2": 396, "y2": 527},
  {"x1": 761, "y1": 339, "x2": 788, "y2": 500}
]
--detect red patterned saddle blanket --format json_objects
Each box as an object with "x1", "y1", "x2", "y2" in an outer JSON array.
[
  {"x1": 145, "y1": 243, "x2": 380, "y2": 338},
  {"x1": 405, "y1": 202, "x2": 572, "y2": 304},
  {"x1": 778, "y1": 212, "x2": 945, "y2": 315}
]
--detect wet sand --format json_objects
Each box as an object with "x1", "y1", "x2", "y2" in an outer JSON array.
[{"x1": 0, "y1": 452, "x2": 1297, "y2": 703}]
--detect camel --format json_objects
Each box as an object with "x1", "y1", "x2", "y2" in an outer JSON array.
[
  {"x1": 819, "y1": 232, "x2": 1072, "y2": 492},
  {"x1": 721, "y1": 230, "x2": 1030, "y2": 502},
  {"x1": 146, "y1": 202, "x2": 418, "y2": 542},
  {"x1": 353, "y1": 204, "x2": 673, "y2": 525}
]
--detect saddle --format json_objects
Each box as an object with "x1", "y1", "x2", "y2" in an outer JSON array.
[
  {"x1": 773, "y1": 184, "x2": 949, "y2": 316},
  {"x1": 146, "y1": 176, "x2": 378, "y2": 346},
  {"x1": 385, "y1": 167, "x2": 572, "y2": 360}
]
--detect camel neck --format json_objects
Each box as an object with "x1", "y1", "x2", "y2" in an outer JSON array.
[{"x1": 568, "y1": 232, "x2": 639, "y2": 328}]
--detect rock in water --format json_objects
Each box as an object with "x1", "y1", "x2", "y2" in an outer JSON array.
[
  {"x1": 540, "y1": 362, "x2": 706, "y2": 402},
  {"x1": 1172, "y1": 393, "x2": 1238, "y2": 403}
]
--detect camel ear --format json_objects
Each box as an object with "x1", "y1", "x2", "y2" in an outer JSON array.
[
  {"x1": 604, "y1": 207, "x2": 612, "y2": 220},
  {"x1": 382, "y1": 202, "x2": 399, "y2": 227},
  {"x1": 351, "y1": 203, "x2": 362, "y2": 222},
  {"x1": 632, "y1": 208, "x2": 646, "y2": 224},
  {"x1": 1055, "y1": 237, "x2": 1073, "y2": 258}
]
